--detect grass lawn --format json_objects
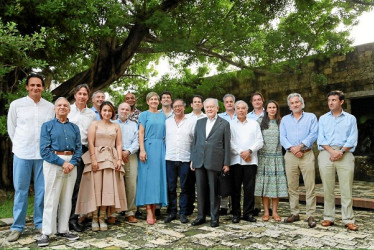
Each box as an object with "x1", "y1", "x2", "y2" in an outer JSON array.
[{"x1": 0, "y1": 191, "x2": 34, "y2": 219}]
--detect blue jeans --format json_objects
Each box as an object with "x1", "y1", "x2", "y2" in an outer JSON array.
[
  {"x1": 11, "y1": 155, "x2": 44, "y2": 232},
  {"x1": 166, "y1": 161, "x2": 190, "y2": 215}
]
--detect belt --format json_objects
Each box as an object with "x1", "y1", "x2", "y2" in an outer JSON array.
[
  {"x1": 53, "y1": 151, "x2": 74, "y2": 155},
  {"x1": 300, "y1": 149, "x2": 311, "y2": 153}
]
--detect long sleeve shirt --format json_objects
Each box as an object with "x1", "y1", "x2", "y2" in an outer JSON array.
[
  {"x1": 247, "y1": 109, "x2": 264, "y2": 120},
  {"x1": 40, "y1": 118, "x2": 82, "y2": 166},
  {"x1": 280, "y1": 111, "x2": 318, "y2": 150},
  {"x1": 114, "y1": 119, "x2": 139, "y2": 154},
  {"x1": 68, "y1": 103, "x2": 96, "y2": 147},
  {"x1": 165, "y1": 116, "x2": 196, "y2": 162},
  {"x1": 230, "y1": 118, "x2": 264, "y2": 165},
  {"x1": 317, "y1": 110, "x2": 358, "y2": 152},
  {"x1": 91, "y1": 106, "x2": 101, "y2": 120},
  {"x1": 7, "y1": 96, "x2": 55, "y2": 159},
  {"x1": 218, "y1": 111, "x2": 237, "y2": 121}
]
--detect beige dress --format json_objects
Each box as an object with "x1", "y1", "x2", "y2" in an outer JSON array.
[{"x1": 75, "y1": 125, "x2": 127, "y2": 215}]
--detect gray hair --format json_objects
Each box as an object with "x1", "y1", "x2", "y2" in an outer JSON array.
[
  {"x1": 54, "y1": 97, "x2": 70, "y2": 108},
  {"x1": 118, "y1": 102, "x2": 131, "y2": 110},
  {"x1": 92, "y1": 90, "x2": 105, "y2": 99},
  {"x1": 203, "y1": 98, "x2": 219, "y2": 107},
  {"x1": 234, "y1": 100, "x2": 249, "y2": 110},
  {"x1": 223, "y1": 93, "x2": 235, "y2": 102},
  {"x1": 146, "y1": 92, "x2": 160, "y2": 102},
  {"x1": 287, "y1": 93, "x2": 305, "y2": 109},
  {"x1": 172, "y1": 99, "x2": 186, "y2": 107}
]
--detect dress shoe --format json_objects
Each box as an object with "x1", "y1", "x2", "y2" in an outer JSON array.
[
  {"x1": 155, "y1": 208, "x2": 161, "y2": 216},
  {"x1": 321, "y1": 220, "x2": 334, "y2": 227},
  {"x1": 243, "y1": 215, "x2": 257, "y2": 222},
  {"x1": 219, "y1": 208, "x2": 228, "y2": 215},
  {"x1": 253, "y1": 208, "x2": 261, "y2": 216},
  {"x1": 232, "y1": 216, "x2": 240, "y2": 223},
  {"x1": 345, "y1": 223, "x2": 358, "y2": 231},
  {"x1": 284, "y1": 214, "x2": 300, "y2": 223},
  {"x1": 127, "y1": 216, "x2": 138, "y2": 223},
  {"x1": 180, "y1": 214, "x2": 189, "y2": 224},
  {"x1": 135, "y1": 209, "x2": 142, "y2": 217},
  {"x1": 191, "y1": 218, "x2": 206, "y2": 226},
  {"x1": 69, "y1": 221, "x2": 83, "y2": 232},
  {"x1": 164, "y1": 214, "x2": 177, "y2": 223},
  {"x1": 307, "y1": 216, "x2": 316, "y2": 228},
  {"x1": 210, "y1": 220, "x2": 219, "y2": 227},
  {"x1": 107, "y1": 216, "x2": 116, "y2": 225}
]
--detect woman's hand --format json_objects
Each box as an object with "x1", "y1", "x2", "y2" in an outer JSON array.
[
  {"x1": 116, "y1": 159, "x2": 122, "y2": 170},
  {"x1": 91, "y1": 159, "x2": 98, "y2": 172},
  {"x1": 139, "y1": 150, "x2": 147, "y2": 163}
]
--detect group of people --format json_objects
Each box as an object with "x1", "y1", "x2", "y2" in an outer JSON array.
[{"x1": 6, "y1": 73, "x2": 359, "y2": 247}]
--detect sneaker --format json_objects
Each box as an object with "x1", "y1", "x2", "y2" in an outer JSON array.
[
  {"x1": 56, "y1": 232, "x2": 79, "y2": 241},
  {"x1": 37, "y1": 234, "x2": 49, "y2": 247},
  {"x1": 7, "y1": 230, "x2": 21, "y2": 242}
]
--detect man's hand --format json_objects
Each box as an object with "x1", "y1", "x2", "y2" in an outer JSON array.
[
  {"x1": 190, "y1": 162, "x2": 195, "y2": 171},
  {"x1": 122, "y1": 150, "x2": 130, "y2": 163},
  {"x1": 240, "y1": 150, "x2": 252, "y2": 162},
  {"x1": 290, "y1": 145, "x2": 302, "y2": 155},
  {"x1": 222, "y1": 165, "x2": 229, "y2": 173},
  {"x1": 62, "y1": 161, "x2": 74, "y2": 174},
  {"x1": 329, "y1": 149, "x2": 343, "y2": 162}
]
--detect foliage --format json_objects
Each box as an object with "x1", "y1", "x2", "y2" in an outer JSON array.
[{"x1": 0, "y1": 191, "x2": 34, "y2": 219}]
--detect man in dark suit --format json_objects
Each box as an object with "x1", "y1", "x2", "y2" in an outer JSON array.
[{"x1": 190, "y1": 98, "x2": 231, "y2": 227}]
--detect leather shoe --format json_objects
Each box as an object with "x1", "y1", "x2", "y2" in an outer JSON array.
[
  {"x1": 232, "y1": 216, "x2": 240, "y2": 223},
  {"x1": 243, "y1": 215, "x2": 257, "y2": 222},
  {"x1": 180, "y1": 214, "x2": 189, "y2": 224},
  {"x1": 321, "y1": 220, "x2": 334, "y2": 227},
  {"x1": 191, "y1": 218, "x2": 206, "y2": 226},
  {"x1": 253, "y1": 208, "x2": 260, "y2": 216},
  {"x1": 164, "y1": 214, "x2": 177, "y2": 223},
  {"x1": 210, "y1": 220, "x2": 219, "y2": 227},
  {"x1": 284, "y1": 214, "x2": 300, "y2": 223},
  {"x1": 307, "y1": 216, "x2": 316, "y2": 228},
  {"x1": 69, "y1": 221, "x2": 83, "y2": 232},
  {"x1": 127, "y1": 216, "x2": 138, "y2": 223},
  {"x1": 345, "y1": 223, "x2": 358, "y2": 231}
]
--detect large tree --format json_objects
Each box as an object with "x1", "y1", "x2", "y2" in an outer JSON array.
[{"x1": 0, "y1": 0, "x2": 372, "y2": 187}]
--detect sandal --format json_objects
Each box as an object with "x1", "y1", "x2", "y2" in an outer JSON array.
[
  {"x1": 262, "y1": 215, "x2": 270, "y2": 222},
  {"x1": 272, "y1": 214, "x2": 281, "y2": 222}
]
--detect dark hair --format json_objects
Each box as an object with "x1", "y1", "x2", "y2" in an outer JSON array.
[
  {"x1": 74, "y1": 84, "x2": 90, "y2": 96},
  {"x1": 99, "y1": 101, "x2": 116, "y2": 120},
  {"x1": 251, "y1": 92, "x2": 264, "y2": 103},
  {"x1": 172, "y1": 99, "x2": 186, "y2": 108},
  {"x1": 160, "y1": 91, "x2": 173, "y2": 100},
  {"x1": 327, "y1": 90, "x2": 344, "y2": 101},
  {"x1": 260, "y1": 100, "x2": 281, "y2": 130},
  {"x1": 192, "y1": 95, "x2": 204, "y2": 103},
  {"x1": 26, "y1": 73, "x2": 45, "y2": 87}
]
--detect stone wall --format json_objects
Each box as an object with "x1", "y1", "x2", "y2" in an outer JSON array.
[{"x1": 218, "y1": 42, "x2": 374, "y2": 181}]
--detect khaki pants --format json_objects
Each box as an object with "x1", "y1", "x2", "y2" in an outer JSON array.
[
  {"x1": 123, "y1": 154, "x2": 138, "y2": 217},
  {"x1": 284, "y1": 151, "x2": 316, "y2": 217},
  {"x1": 318, "y1": 150, "x2": 355, "y2": 224}
]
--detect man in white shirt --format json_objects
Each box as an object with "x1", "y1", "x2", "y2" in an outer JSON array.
[
  {"x1": 159, "y1": 91, "x2": 174, "y2": 119},
  {"x1": 115, "y1": 102, "x2": 139, "y2": 223},
  {"x1": 67, "y1": 84, "x2": 96, "y2": 231},
  {"x1": 7, "y1": 73, "x2": 55, "y2": 242},
  {"x1": 164, "y1": 99, "x2": 195, "y2": 224},
  {"x1": 91, "y1": 90, "x2": 105, "y2": 120},
  {"x1": 186, "y1": 95, "x2": 206, "y2": 120},
  {"x1": 230, "y1": 100, "x2": 263, "y2": 223}
]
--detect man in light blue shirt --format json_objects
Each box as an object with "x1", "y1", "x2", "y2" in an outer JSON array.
[
  {"x1": 114, "y1": 102, "x2": 139, "y2": 223},
  {"x1": 247, "y1": 92, "x2": 265, "y2": 120},
  {"x1": 280, "y1": 93, "x2": 318, "y2": 228},
  {"x1": 91, "y1": 90, "x2": 105, "y2": 120},
  {"x1": 317, "y1": 90, "x2": 358, "y2": 231}
]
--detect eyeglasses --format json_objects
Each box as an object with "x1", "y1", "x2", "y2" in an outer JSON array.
[{"x1": 173, "y1": 105, "x2": 184, "y2": 109}]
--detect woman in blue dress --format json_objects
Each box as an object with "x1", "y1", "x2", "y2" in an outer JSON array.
[{"x1": 136, "y1": 92, "x2": 168, "y2": 225}]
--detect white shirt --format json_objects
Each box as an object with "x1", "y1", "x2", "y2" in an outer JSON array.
[
  {"x1": 165, "y1": 116, "x2": 195, "y2": 162},
  {"x1": 68, "y1": 103, "x2": 96, "y2": 147},
  {"x1": 230, "y1": 118, "x2": 264, "y2": 166},
  {"x1": 186, "y1": 112, "x2": 206, "y2": 121},
  {"x1": 7, "y1": 96, "x2": 55, "y2": 159},
  {"x1": 206, "y1": 115, "x2": 217, "y2": 138}
]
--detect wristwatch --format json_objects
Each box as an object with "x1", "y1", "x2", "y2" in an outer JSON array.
[
  {"x1": 340, "y1": 148, "x2": 345, "y2": 154},
  {"x1": 248, "y1": 149, "x2": 253, "y2": 154}
]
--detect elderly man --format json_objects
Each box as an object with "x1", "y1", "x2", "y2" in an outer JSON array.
[
  {"x1": 190, "y1": 98, "x2": 230, "y2": 227},
  {"x1": 159, "y1": 91, "x2": 174, "y2": 119},
  {"x1": 114, "y1": 102, "x2": 139, "y2": 223},
  {"x1": 124, "y1": 92, "x2": 142, "y2": 123},
  {"x1": 91, "y1": 90, "x2": 105, "y2": 120},
  {"x1": 230, "y1": 100, "x2": 263, "y2": 223},
  {"x1": 164, "y1": 99, "x2": 196, "y2": 224},
  {"x1": 67, "y1": 84, "x2": 96, "y2": 231},
  {"x1": 218, "y1": 93, "x2": 236, "y2": 215},
  {"x1": 38, "y1": 97, "x2": 82, "y2": 247},
  {"x1": 318, "y1": 90, "x2": 358, "y2": 231},
  {"x1": 7, "y1": 73, "x2": 55, "y2": 242},
  {"x1": 280, "y1": 93, "x2": 318, "y2": 228}
]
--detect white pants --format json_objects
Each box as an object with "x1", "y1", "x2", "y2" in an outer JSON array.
[{"x1": 42, "y1": 155, "x2": 77, "y2": 235}]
